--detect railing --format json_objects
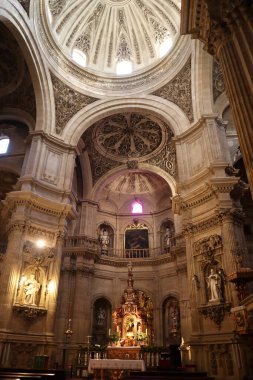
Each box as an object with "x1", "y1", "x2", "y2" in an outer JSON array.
[{"x1": 63, "y1": 234, "x2": 185, "y2": 259}]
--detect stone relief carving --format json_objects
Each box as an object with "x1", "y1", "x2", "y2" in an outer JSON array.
[
  {"x1": 147, "y1": 135, "x2": 176, "y2": 177},
  {"x1": 48, "y1": 0, "x2": 66, "y2": 16},
  {"x1": 83, "y1": 113, "x2": 175, "y2": 183},
  {"x1": 94, "y1": 113, "x2": 163, "y2": 160},
  {"x1": 213, "y1": 59, "x2": 225, "y2": 102},
  {"x1": 152, "y1": 58, "x2": 194, "y2": 122},
  {"x1": 14, "y1": 241, "x2": 55, "y2": 318},
  {"x1": 51, "y1": 73, "x2": 98, "y2": 134},
  {"x1": 194, "y1": 234, "x2": 222, "y2": 262}
]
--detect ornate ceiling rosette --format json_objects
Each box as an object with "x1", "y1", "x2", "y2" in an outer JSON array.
[
  {"x1": 35, "y1": 0, "x2": 190, "y2": 95},
  {"x1": 92, "y1": 113, "x2": 168, "y2": 162}
]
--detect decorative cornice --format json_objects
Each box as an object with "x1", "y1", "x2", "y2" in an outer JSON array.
[
  {"x1": 152, "y1": 57, "x2": 193, "y2": 122},
  {"x1": 183, "y1": 208, "x2": 244, "y2": 235},
  {"x1": 5, "y1": 191, "x2": 72, "y2": 218}
]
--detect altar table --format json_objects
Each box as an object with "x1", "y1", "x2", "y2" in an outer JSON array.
[{"x1": 88, "y1": 359, "x2": 145, "y2": 380}]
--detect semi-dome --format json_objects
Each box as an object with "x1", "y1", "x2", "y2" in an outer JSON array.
[{"x1": 47, "y1": 0, "x2": 181, "y2": 76}]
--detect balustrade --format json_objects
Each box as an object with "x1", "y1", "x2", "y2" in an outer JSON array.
[{"x1": 63, "y1": 234, "x2": 185, "y2": 259}]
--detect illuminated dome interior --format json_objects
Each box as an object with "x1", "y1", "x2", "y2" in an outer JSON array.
[{"x1": 47, "y1": 0, "x2": 181, "y2": 76}]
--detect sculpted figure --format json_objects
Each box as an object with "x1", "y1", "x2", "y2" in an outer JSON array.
[
  {"x1": 207, "y1": 268, "x2": 221, "y2": 302},
  {"x1": 24, "y1": 274, "x2": 40, "y2": 305},
  {"x1": 100, "y1": 228, "x2": 109, "y2": 253},
  {"x1": 97, "y1": 307, "x2": 106, "y2": 326},
  {"x1": 164, "y1": 227, "x2": 172, "y2": 249}
]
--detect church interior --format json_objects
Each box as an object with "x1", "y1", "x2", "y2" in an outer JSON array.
[{"x1": 0, "y1": 1, "x2": 253, "y2": 379}]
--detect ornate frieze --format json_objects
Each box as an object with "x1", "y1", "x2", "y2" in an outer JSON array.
[
  {"x1": 213, "y1": 59, "x2": 225, "y2": 102},
  {"x1": 152, "y1": 58, "x2": 193, "y2": 122},
  {"x1": 51, "y1": 73, "x2": 98, "y2": 134}
]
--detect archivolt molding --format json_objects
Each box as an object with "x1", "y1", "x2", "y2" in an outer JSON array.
[{"x1": 0, "y1": 0, "x2": 54, "y2": 134}]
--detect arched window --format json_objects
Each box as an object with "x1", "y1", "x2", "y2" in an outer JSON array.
[
  {"x1": 0, "y1": 135, "x2": 10, "y2": 154},
  {"x1": 71, "y1": 49, "x2": 87, "y2": 68},
  {"x1": 116, "y1": 60, "x2": 133, "y2": 76},
  {"x1": 131, "y1": 199, "x2": 143, "y2": 214}
]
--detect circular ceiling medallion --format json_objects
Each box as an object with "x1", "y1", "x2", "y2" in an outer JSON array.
[{"x1": 93, "y1": 113, "x2": 166, "y2": 162}]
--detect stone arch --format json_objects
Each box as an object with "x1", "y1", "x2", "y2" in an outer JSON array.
[
  {"x1": 64, "y1": 96, "x2": 191, "y2": 146},
  {"x1": 0, "y1": 2, "x2": 54, "y2": 134}
]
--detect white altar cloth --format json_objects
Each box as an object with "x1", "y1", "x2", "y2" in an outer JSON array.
[{"x1": 88, "y1": 359, "x2": 145, "y2": 373}]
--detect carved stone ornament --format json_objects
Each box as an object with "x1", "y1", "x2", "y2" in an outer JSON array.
[
  {"x1": 199, "y1": 303, "x2": 231, "y2": 328},
  {"x1": 213, "y1": 59, "x2": 225, "y2": 102},
  {"x1": 83, "y1": 113, "x2": 176, "y2": 183},
  {"x1": 194, "y1": 234, "x2": 222, "y2": 262},
  {"x1": 13, "y1": 305, "x2": 47, "y2": 320},
  {"x1": 152, "y1": 57, "x2": 193, "y2": 122},
  {"x1": 51, "y1": 73, "x2": 98, "y2": 134}
]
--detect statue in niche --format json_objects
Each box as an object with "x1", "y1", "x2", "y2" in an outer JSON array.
[
  {"x1": 97, "y1": 307, "x2": 106, "y2": 326},
  {"x1": 164, "y1": 227, "x2": 172, "y2": 248},
  {"x1": 24, "y1": 274, "x2": 41, "y2": 306},
  {"x1": 99, "y1": 227, "x2": 110, "y2": 254},
  {"x1": 207, "y1": 268, "x2": 222, "y2": 302}
]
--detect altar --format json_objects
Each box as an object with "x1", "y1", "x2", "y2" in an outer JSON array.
[
  {"x1": 88, "y1": 359, "x2": 145, "y2": 380},
  {"x1": 107, "y1": 346, "x2": 140, "y2": 360}
]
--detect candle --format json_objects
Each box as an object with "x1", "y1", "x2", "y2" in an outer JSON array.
[
  {"x1": 117, "y1": 326, "x2": 119, "y2": 332},
  {"x1": 145, "y1": 328, "x2": 147, "y2": 335},
  {"x1": 109, "y1": 329, "x2": 111, "y2": 335}
]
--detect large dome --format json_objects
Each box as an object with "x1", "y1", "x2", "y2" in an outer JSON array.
[{"x1": 47, "y1": 0, "x2": 181, "y2": 76}]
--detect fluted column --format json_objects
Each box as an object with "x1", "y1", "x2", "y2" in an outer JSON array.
[{"x1": 181, "y1": 0, "x2": 253, "y2": 194}]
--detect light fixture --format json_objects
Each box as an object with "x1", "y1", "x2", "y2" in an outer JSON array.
[
  {"x1": 0, "y1": 134, "x2": 10, "y2": 154},
  {"x1": 36, "y1": 239, "x2": 45, "y2": 248},
  {"x1": 47, "y1": 280, "x2": 55, "y2": 293},
  {"x1": 131, "y1": 198, "x2": 143, "y2": 214}
]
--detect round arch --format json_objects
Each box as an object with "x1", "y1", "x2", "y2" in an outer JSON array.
[
  {"x1": 63, "y1": 96, "x2": 191, "y2": 146},
  {"x1": 0, "y1": 1, "x2": 54, "y2": 134},
  {"x1": 89, "y1": 164, "x2": 177, "y2": 201}
]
